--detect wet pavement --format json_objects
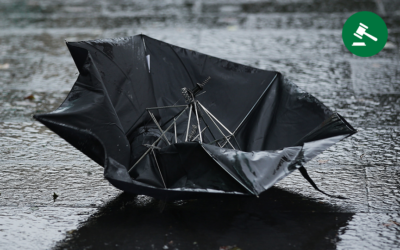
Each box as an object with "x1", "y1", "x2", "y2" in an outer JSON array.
[{"x1": 0, "y1": 0, "x2": 399, "y2": 249}]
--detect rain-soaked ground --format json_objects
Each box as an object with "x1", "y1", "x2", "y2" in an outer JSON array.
[{"x1": 0, "y1": 0, "x2": 400, "y2": 249}]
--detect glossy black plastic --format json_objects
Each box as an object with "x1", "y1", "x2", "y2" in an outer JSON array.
[{"x1": 34, "y1": 34, "x2": 356, "y2": 200}]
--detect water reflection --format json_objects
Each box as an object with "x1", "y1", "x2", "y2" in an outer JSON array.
[{"x1": 55, "y1": 188, "x2": 354, "y2": 250}]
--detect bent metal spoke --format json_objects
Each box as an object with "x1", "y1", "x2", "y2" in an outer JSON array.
[
  {"x1": 221, "y1": 135, "x2": 235, "y2": 148},
  {"x1": 128, "y1": 106, "x2": 189, "y2": 173},
  {"x1": 196, "y1": 103, "x2": 222, "y2": 147},
  {"x1": 145, "y1": 105, "x2": 187, "y2": 128},
  {"x1": 197, "y1": 101, "x2": 235, "y2": 149},
  {"x1": 199, "y1": 117, "x2": 223, "y2": 147},
  {"x1": 233, "y1": 73, "x2": 278, "y2": 135},
  {"x1": 208, "y1": 136, "x2": 226, "y2": 145},
  {"x1": 210, "y1": 134, "x2": 236, "y2": 149},
  {"x1": 129, "y1": 77, "x2": 237, "y2": 177},
  {"x1": 146, "y1": 105, "x2": 188, "y2": 110},
  {"x1": 148, "y1": 111, "x2": 171, "y2": 145},
  {"x1": 197, "y1": 101, "x2": 234, "y2": 136},
  {"x1": 232, "y1": 135, "x2": 242, "y2": 150},
  {"x1": 193, "y1": 102, "x2": 203, "y2": 143},
  {"x1": 142, "y1": 144, "x2": 161, "y2": 150},
  {"x1": 185, "y1": 104, "x2": 193, "y2": 142},
  {"x1": 174, "y1": 118, "x2": 177, "y2": 143},
  {"x1": 191, "y1": 127, "x2": 207, "y2": 141},
  {"x1": 152, "y1": 148, "x2": 166, "y2": 188}
]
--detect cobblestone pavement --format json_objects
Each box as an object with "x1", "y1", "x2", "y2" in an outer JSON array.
[{"x1": 0, "y1": 0, "x2": 399, "y2": 249}]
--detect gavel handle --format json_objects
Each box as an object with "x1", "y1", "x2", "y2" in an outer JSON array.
[{"x1": 365, "y1": 32, "x2": 378, "y2": 41}]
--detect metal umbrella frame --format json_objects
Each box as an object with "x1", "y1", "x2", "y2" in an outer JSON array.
[
  {"x1": 33, "y1": 34, "x2": 357, "y2": 200},
  {"x1": 128, "y1": 76, "x2": 244, "y2": 188}
]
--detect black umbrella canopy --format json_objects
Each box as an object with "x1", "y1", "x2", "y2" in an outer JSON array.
[{"x1": 34, "y1": 34, "x2": 356, "y2": 200}]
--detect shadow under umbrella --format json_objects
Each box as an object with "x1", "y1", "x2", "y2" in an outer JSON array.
[{"x1": 54, "y1": 188, "x2": 354, "y2": 250}]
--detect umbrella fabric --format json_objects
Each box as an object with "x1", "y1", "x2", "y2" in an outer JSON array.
[{"x1": 34, "y1": 34, "x2": 356, "y2": 200}]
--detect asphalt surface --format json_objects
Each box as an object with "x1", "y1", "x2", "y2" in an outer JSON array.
[{"x1": 0, "y1": 0, "x2": 399, "y2": 249}]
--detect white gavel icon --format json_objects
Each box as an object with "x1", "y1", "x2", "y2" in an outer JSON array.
[{"x1": 354, "y1": 23, "x2": 378, "y2": 41}]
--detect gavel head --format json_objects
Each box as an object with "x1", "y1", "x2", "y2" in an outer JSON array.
[{"x1": 355, "y1": 23, "x2": 368, "y2": 37}]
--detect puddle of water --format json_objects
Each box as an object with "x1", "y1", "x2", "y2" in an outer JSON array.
[
  {"x1": 54, "y1": 191, "x2": 354, "y2": 250},
  {"x1": 0, "y1": 207, "x2": 97, "y2": 250},
  {"x1": 337, "y1": 213, "x2": 400, "y2": 249},
  {"x1": 0, "y1": 91, "x2": 68, "y2": 122}
]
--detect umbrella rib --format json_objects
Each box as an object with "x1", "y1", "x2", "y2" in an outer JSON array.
[
  {"x1": 195, "y1": 101, "x2": 217, "y2": 141},
  {"x1": 197, "y1": 101, "x2": 233, "y2": 135},
  {"x1": 220, "y1": 136, "x2": 240, "y2": 150},
  {"x1": 146, "y1": 105, "x2": 188, "y2": 110},
  {"x1": 195, "y1": 106, "x2": 221, "y2": 146},
  {"x1": 200, "y1": 145, "x2": 256, "y2": 196},
  {"x1": 232, "y1": 135, "x2": 242, "y2": 150},
  {"x1": 191, "y1": 127, "x2": 207, "y2": 141},
  {"x1": 199, "y1": 115, "x2": 221, "y2": 147},
  {"x1": 233, "y1": 74, "x2": 278, "y2": 135},
  {"x1": 147, "y1": 105, "x2": 187, "y2": 129},
  {"x1": 168, "y1": 45, "x2": 195, "y2": 87},
  {"x1": 128, "y1": 106, "x2": 189, "y2": 173},
  {"x1": 152, "y1": 148, "x2": 166, "y2": 188},
  {"x1": 148, "y1": 111, "x2": 171, "y2": 145},
  {"x1": 220, "y1": 138, "x2": 230, "y2": 148},
  {"x1": 193, "y1": 102, "x2": 203, "y2": 142},
  {"x1": 197, "y1": 101, "x2": 235, "y2": 149},
  {"x1": 83, "y1": 42, "x2": 141, "y2": 114},
  {"x1": 208, "y1": 135, "x2": 231, "y2": 145},
  {"x1": 174, "y1": 118, "x2": 178, "y2": 143},
  {"x1": 126, "y1": 109, "x2": 146, "y2": 138},
  {"x1": 127, "y1": 104, "x2": 186, "y2": 139},
  {"x1": 185, "y1": 104, "x2": 193, "y2": 142}
]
